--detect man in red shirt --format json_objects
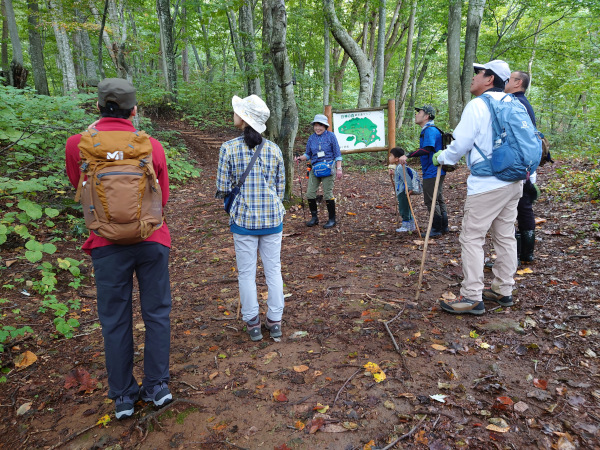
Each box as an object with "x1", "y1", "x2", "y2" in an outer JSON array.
[{"x1": 65, "y1": 78, "x2": 173, "y2": 419}]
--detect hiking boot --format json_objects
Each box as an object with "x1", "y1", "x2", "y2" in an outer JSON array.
[
  {"x1": 323, "y1": 199, "x2": 336, "y2": 229},
  {"x1": 520, "y1": 230, "x2": 535, "y2": 264},
  {"x1": 439, "y1": 296, "x2": 485, "y2": 315},
  {"x1": 245, "y1": 315, "x2": 263, "y2": 341},
  {"x1": 265, "y1": 318, "x2": 282, "y2": 338},
  {"x1": 482, "y1": 289, "x2": 514, "y2": 307},
  {"x1": 140, "y1": 382, "x2": 173, "y2": 407},
  {"x1": 422, "y1": 214, "x2": 442, "y2": 238},
  {"x1": 306, "y1": 199, "x2": 319, "y2": 227},
  {"x1": 115, "y1": 394, "x2": 137, "y2": 420},
  {"x1": 441, "y1": 212, "x2": 449, "y2": 234}
]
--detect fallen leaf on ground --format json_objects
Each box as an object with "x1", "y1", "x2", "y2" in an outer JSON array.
[
  {"x1": 431, "y1": 344, "x2": 447, "y2": 351},
  {"x1": 533, "y1": 378, "x2": 548, "y2": 390},
  {"x1": 96, "y1": 414, "x2": 111, "y2": 427},
  {"x1": 430, "y1": 394, "x2": 447, "y2": 403},
  {"x1": 307, "y1": 274, "x2": 324, "y2": 279},
  {"x1": 16, "y1": 402, "x2": 32, "y2": 416},
  {"x1": 294, "y1": 420, "x2": 305, "y2": 430},
  {"x1": 273, "y1": 389, "x2": 288, "y2": 402},
  {"x1": 486, "y1": 424, "x2": 510, "y2": 433},
  {"x1": 321, "y1": 423, "x2": 348, "y2": 433},
  {"x1": 64, "y1": 367, "x2": 95, "y2": 393},
  {"x1": 514, "y1": 401, "x2": 529, "y2": 413},
  {"x1": 293, "y1": 365, "x2": 309, "y2": 372},
  {"x1": 14, "y1": 351, "x2": 37, "y2": 369},
  {"x1": 313, "y1": 403, "x2": 329, "y2": 413},
  {"x1": 308, "y1": 417, "x2": 326, "y2": 434},
  {"x1": 263, "y1": 351, "x2": 278, "y2": 364}
]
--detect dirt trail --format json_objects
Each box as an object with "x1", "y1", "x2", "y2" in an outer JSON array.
[{"x1": 1, "y1": 120, "x2": 599, "y2": 449}]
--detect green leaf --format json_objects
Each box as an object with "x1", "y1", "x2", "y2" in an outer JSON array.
[
  {"x1": 14, "y1": 225, "x2": 31, "y2": 238},
  {"x1": 25, "y1": 240, "x2": 43, "y2": 251},
  {"x1": 18, "y1": 199, "x2": 43, "y2": 220},
  {"x1": 25, "y1": 250, "x2": 43, "y2": 263},
  {"x1": 57, "y1": 258, "x2": 71, "y2": 270},
  {"x1": 0, "y1": 235, "x2": 6, "y2": 245},
  {"x1": 45, "y1": 208, "x2": 60, "y2": 218},
  {"x1": 0, "y1": 224, "x2": 7, "y2": 235},
  {"x1": 42, "y1": 243, "x2": 57, "y2": 254}
]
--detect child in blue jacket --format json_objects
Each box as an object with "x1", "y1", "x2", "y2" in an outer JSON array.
[{"x1": 388, "y1": 147, "x2": 421, "y2": 233}]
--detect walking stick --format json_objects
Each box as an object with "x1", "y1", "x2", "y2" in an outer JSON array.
[
  {"x1": 389, "y1": 171, "x2": 400, "y2": 219},
  {"x1": 402, "y1": 165, "x2": 421, "y2": 236},
  {"x1": 415, "y1": 165, "x2": 442, "y2": 302},
  {"x1": 296, "y1": 158, "x2": 307, "y2": 220}
]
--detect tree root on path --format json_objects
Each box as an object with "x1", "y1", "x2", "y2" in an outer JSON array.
[{"x1": 383, "y1": 303, "x2": 413, "y2": 381}]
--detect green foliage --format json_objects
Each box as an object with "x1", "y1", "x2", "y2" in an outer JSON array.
[
  {"x1": 0, "y1": 325, "x2": 34, "y2": 353},
  {"x1": 545, "y1": 161, "x2": 600, "y2": 202}
]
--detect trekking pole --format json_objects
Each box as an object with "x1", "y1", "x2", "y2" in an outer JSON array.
[
  {"x1": 402, "y1": 165, "x2": 421, "y2": 236},
  {"x1": 295, "y1": 157, "x2": 307, "y2": 221},
  {"x1": 415, "y1": 165, "x2": 442, "y2": 302},
  {"x1": 389, "y1": 171, "x2": 400, "y2": 220}
]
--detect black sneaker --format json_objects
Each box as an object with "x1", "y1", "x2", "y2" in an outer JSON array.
[
  {"x1": 265, "y1": 318, "x2": 282, "y2": 338},
  {"x1": 439, "y1": 296, "x2": 485, "y2": 315},
  {"x1": 115, "y1": 394, "x2": 137, "y2": 420},
  {"x1": 140, "y1": 382, "x2": 173, "y2": 407},
  {"x1": 482, "y1": 289, "x2": 514, "y2": 307}
]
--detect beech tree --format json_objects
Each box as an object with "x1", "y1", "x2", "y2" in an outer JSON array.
[
  {"x1": 27, "y1": 0, "x2": 49, "y2": 95},
  {"x1": 3, "y1": 0, "x2": 27, "y2": 88}
]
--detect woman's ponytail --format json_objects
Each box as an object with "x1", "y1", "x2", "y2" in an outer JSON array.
[{"x1": 243, "y1": 126, "x2": 263, "y2": 149}]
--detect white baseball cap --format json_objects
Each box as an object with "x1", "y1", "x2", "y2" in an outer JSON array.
[{"x1": 473, "y1": 60, "x2": 511, "y2": 83}]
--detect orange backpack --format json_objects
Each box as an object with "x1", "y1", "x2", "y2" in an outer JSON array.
[{"x1": 74, "y1": 128, "x2": 163, "y2": 245}]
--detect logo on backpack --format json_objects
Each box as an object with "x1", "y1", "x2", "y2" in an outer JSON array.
[
  {"x1": 106, "y1": 151, "x2": 124, "y2": 160},
  {"x1": 470, "y1": 93, "x2": 542, "y2": 182},
  {"x1": 75, "y1": 128, "x2": 163, "y2": 245}
]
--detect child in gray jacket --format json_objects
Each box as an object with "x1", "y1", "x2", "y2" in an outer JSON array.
[{"x1": 388, "y1": 147, "x2": 422, "y2": 233}]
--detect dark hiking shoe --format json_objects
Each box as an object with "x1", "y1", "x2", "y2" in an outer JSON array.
[
  {"x1": 115, "y1": 394, "x2": 137, "y2": 420},
  {"x1": 140, "y1": 382, "x2": 172, "y2": 407},
  {"x1": 265, "y1": 318, "x2": 282, "y2": 338},
  {"x1": 439, "y1": 296, "x2": 485, "y2": 315},
  {"x1": 482, "y1": 289, "x2": 514, "y2": 307},
  {"x1": 246, "y1": 316, "x2": 263, "y2": 341}
]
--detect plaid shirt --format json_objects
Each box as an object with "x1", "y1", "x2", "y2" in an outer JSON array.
[{"x1": 216, "y1": 136, "x2": 285, "y2": 229}]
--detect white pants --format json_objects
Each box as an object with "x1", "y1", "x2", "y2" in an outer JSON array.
[{"x1": 233, "y1": 232, "x2": 284, "y2": 323}]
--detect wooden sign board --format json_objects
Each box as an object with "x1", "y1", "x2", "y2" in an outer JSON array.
[{"x1": 324, "y1": 100, "x2": 396, "y2": 155}]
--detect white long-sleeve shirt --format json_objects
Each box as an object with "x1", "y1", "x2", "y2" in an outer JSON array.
[{"x1": 436, "y1": 91, "x2": 518, "y2": 195}]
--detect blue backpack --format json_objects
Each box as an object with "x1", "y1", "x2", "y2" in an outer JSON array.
[{"x1": 470, "y1": 93, "x2": 542, "y2": 181}]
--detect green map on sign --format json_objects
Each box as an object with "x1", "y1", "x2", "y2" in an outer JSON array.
[{"x1": 337, "y1": 117, "x2": 381, "y2": 146}]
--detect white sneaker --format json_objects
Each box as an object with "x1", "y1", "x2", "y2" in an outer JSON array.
[{"x1": 396, "y1": 222, "x2": 410, "y2": 232}]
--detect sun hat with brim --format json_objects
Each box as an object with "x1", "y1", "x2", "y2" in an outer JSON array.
[
  {"x1": 473, "y1": 60, "x2": 511, "y2": 83},
  {"x1": 232, "y1": 95, "x2": 270, "y2": 134},
  {"x1": 98, "y1": 78, "x2": 137, "y2": 109},
  {"x1": 415, "y1": 105, "x2": 436, "y2": 119},
  {"x1": 311, "y1": 114, "x2": 330, "y2": 128}
]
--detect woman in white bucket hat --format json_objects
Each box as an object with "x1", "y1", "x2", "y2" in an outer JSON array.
[{"x1": 216, "y1": 94, "x2": 286, "y2": 342}]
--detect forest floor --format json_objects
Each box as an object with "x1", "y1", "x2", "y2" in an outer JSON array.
[{"x1": 1, "y1": 118, "x2": 600, "y2": 450}]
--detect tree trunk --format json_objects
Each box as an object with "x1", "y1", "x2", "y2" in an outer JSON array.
[
  {"x1": 181, "y1": 6, "x2": 189, "y2": 83},
  {"x1": 407, "y1": 23, "x2": 422, "y2": 121},
  {"x1": 191, "y1": 44, "x2": 204, "y2": 71},
  {"x1": 156, "y1": 0, "x2": 177, "y2": 97},
  {"x1": 395, "y1": 0, "x2": 416, "y2": 129},
  {"x1": 226, "y1": 9, "x2": 245, "y2": 75},
  {"x1": 262, "y1": 0, "x2": 282, "y2": 141},
  {"x1": 323, "y1": 17, "x2": 330, "y2": 106},
  {"x1": 461, "y1": 0, "x2": 486, "y2": 108},
  {"x1": 27, "y1": 0, "x2": 49, "y2": 95},
  {"x1": 74, "y1": 9, "x2": 99, "y2": 87},
  {"x1": 4, "y1": 0, "x2": 27, "y2": 88},
  {"x1": 528, "y1": 19, "x2": 542, "y2": 89},
  {"x1": 371, "y1": 0, "x2": 386, "y2": 106},
  {"x1": 1, "y1": 0, "x2": 8, "y2": 75},
  {"x1": 239, "y1": 0, "x2": 262, "y2": 96},
  {"x1": 266, "y1": 0, "x2": 298, "y2": 201},
  {"x1": 49, "y1": 0, "x2": 77, "y2": 94},
  {"x1": 324, "y1": 0, "x2": 373, "y2": 108},
  {"x1": 447, "y1": 0, "x2": 462, "y2": 128}
]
